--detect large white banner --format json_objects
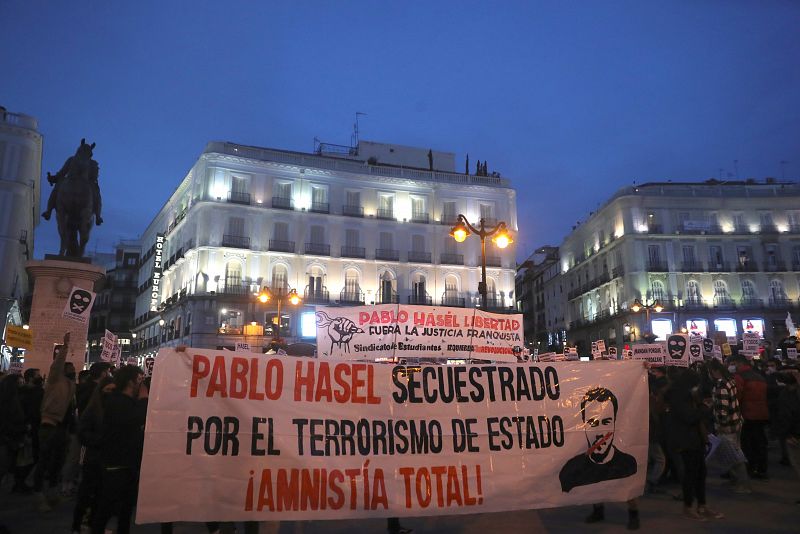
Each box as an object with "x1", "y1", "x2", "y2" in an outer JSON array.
[
  {"x1": 314, "y1": 304, "x2": 524, "y2": 361},
  {"x1": 137, "y1": 349, "x2": 648, "y2": 523}
]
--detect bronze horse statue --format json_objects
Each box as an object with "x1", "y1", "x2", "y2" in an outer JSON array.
[{"x1": 42, "y1": 139, "x2": 103, "y2": 257}]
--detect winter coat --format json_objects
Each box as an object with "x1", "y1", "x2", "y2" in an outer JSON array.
[
  {"x1": 665, "y1": 384, "x2": 707, "y2": 453},
  {"x1": 734, "y1": 365, "x2": 769, "y2": 421}
]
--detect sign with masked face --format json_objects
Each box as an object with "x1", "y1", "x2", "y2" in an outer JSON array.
[
  {"x1": 62, "y1": 287, "x2": 96, "y2": 324},
  {"x1": 665, "y1": 334, "x2": 690, "y2": 367},
  {"x1": 688, "y1": 342, "x2": 703, "y2": 363},
  {"x1": 702, "y1": 338, "x2": 714, "y2": 357}
]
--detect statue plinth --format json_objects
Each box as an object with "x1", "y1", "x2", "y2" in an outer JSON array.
[{"x1": 25, "y1": 258, "x2": 106, "y2": 372}]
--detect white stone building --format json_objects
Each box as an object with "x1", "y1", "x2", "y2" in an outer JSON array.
[
  {"x1": 131, "y1": 140, "x2": 517, "y2": 356},
  {"x1": 555, "y1": 180, "x2": 800, "y2": 352},
  {"x1": 0, "y1": 107, "x2": 41, "y2": 337}
]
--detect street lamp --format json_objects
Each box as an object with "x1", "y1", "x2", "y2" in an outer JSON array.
[
  {"x1": 630, "y1": 298, "x2": 663, "y2": 341},
  {"x1": 449, "y1": 214, "x2": 513, "y2": 310},
  {"x1": 256, "y1": 286, "x2": 302, "y2": 342}
]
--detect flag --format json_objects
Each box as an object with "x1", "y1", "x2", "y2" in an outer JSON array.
[{"x1": 787, "y1": 312, "x2": 797, "y2": 337}]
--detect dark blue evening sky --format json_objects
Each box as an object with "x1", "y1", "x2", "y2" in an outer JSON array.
[{"x1": 2, "y1": 1, "x2": 799, "y2": 260}]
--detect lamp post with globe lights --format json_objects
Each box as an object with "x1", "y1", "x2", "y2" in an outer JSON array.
[
  {"x1": 256, "y1": 286, "x2": 302, "y2": 343},
  {"x1": 630, "y1": 298, "x2": 663, "y2": 342},
  {"x1": 449, "y1": 214, "x2": 513, "y2": 310}
]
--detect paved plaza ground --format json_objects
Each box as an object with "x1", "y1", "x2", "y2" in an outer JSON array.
[{"x1": 2, "y1": 448, "x2": 798, "y2": 533}]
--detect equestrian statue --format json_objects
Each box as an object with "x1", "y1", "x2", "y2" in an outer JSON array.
[{"x1": 42, "y1": 138, "x2": 103, "y2": 257}]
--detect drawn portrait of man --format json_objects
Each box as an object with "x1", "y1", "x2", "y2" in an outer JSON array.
[{"x1": 559, "y1": 387, "x2": 637, "y2": 492}]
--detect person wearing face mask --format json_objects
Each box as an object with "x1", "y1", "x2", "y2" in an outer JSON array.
[
  {"x1": 33, "y1": 332, "x2": 76, "y2": 511},
  {"x1": 707, "y1": 360, "x2": 751, "y2": 493}
]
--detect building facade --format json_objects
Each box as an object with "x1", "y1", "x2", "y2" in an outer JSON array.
[
  {"x1": 87, "y1": 240, "x2": 141, "y2": 363},
  {"x1": 131, "y1": 140, "x2": 518, "y2": 358},
  {"x1": 515, "y1": 246, "x2": 559, "y2": 352},
  {"x1": 0, "y1": 107, "x2": 41, "y2": 340},
  {"x1": 557, "y1": 180, "x2": 800, "y2": 353}
]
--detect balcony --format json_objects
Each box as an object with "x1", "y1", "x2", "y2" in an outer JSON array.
[
  {"x1": 304, "y1": 242, "x2": 330, "y2": 256},
  {"x1": 739, "y1": 297, "x2": 763, "y2": 309},
  {"x1": 680, "y1": 261, "x2": 705, "y2": 272},
  {"x1": 485, "y1": 255, "x2": 502, "y2": 267},
  {"x1": 377, "y1": 208, "x2": 395, "y2": 220},
  {"x1": 340, "y1": 288, "x2": 365, "y2": 305},
  {"x1": 375, "y1": 248, "x2": 400, "y2": 261},
  {"x1": 760, "y1": 224, "x2": 780, "y2": 234},
  {"x1": 735, "y1": 261, "x2": 759, "y2": 273},
  {"x1": 707, "y1": 262, "x2": 731, "y2": 272},
  {"x1": 342, "y1": 205, "x2": 364, "y2": 217},
  {"x1": 408, "y1": 294, "x2": 433, "y2": 306},
  {"x1": 219, "y1": 284, "x2": 250, "y2": 296},
  {"x1": 645, "y1": 225, "x2": 663, "y2": 234},
  {"x1": 440, "y1": 293, "x2": 466, "y2": 308},
  {"x1": 768, "y1": 298, "x2": 793, "y2": 309},
  {"x1": 268, "y1": 239, "x2": 295, "y2": 253},
  {"x1": 763, "y1": 261, "x2": 787, "y2": 272},
  {"x1": 411, "y1": 212, "x2": 430, "y2": 224},
  {"x1": 440, "y1": 213, "x2": 459, "y2": 225},
  {"x1": 304, "y1": 286, "x2": 330, "y2": 304},
  {"x1": 713, "y1": 296, "x2": 736, "y2": 309},
  {"x1": 790, "y1": 225, "x2": 800, "y2": 234},
  {"x1": 440, "y1": 253, "x2": 464, "y2": 265},
  {"x1": 484, "y1": 295, "x2": 506, "y2": 311},
  {"x1": 647, "y1": 261, "x2": 669, "y2": 272},
  {"x1": 377, "y1": 288, "x2": 399, "y2": 304},
  {"x1": 682, "y1": 298, "x2": 706, "y2": 310},
  {"x1": 408, "y1": 251, "x2": 432, "y2": 263},
  {"x1": 341, "y1": 246, "x2": 366, "y2": 259},
  {"x1": 228, "y1": 191, "x2": 251, "y2": 205},
  {"x1": 271, "y1": 196, "x2": 294, "y2": 210},
  {"x1": 310, "y1": 201, "x2": 329, "y2": 214},
  {"x1": 221, "y1": 234, "x2": 250, "y2": 249}
]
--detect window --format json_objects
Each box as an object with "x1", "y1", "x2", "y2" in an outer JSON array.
[
  {"x1": 650, "y1": 280, "x2": 665, "y2": 301},
  {"x1": 411, "y1": 234, "x2": 425, "y2": 252},
  {"x1": 274, "y1": 182, "x2": 292, "y2": 200},
  {"x1": 709, "y1": 245, "x2": 724, "y2": 267},
  {"x1": 741, "y1": 280, "x2": 756, "y2": 300},
  {"x1": 273, "y1": 222, "x2": 289, "y2": 242},
  {"x1": 379, "y1": 232, "x2": 393, "y2": 250},
  {"x1": 311, "y1": 186, "x2": 327, "y2": 205},
  {"x1": 378, "y1": 194, "x2": 394, "y2": 216},
  {"x1": 444, "y1": 275, "x2": 459, "y2": 297},
  {"x1": 346, "y1": 190, "x2": 361, "y2": 207},
  {"x1": 682, "y1": 245, "x2": 696, "y2": 264},
  {"x1": 227, "y1": 217, "x2": 245, "y2": 236},
  {"x1": 713, "y1": 280, "x2": 730, "y2": 304},
  {"x1": 442, "y1": 201, "x2": 457, "y2": 223},
  {"x1": 686, "y1": 280, "x2": 701, "y2": 302},
  {"x1": 310, "y1": 225, "x2": 325, "y2": 244},
  {"x1": 231, "y1": 175, "x2": 248, "y2": 195},
  {"x1": 686, "y1": 319, "x2": 708, "y2": 338},
  {"x1": 412, "y1": 273, "x2": 427, "y2": 303},
  {"x1": 271, "y1": 264, "x2": 288, "y2": 292},
  {"x1": 444, "y1": 236, "x2": 458, "y2": 254},
  {"x1": 379, "y1": 271, "x2": 396, "y2": 303},
  {"x1": 760, "y1": 212, "x2": 774, "y2": 227},
  {"x1": 733, "y1": 214, "x2": 745, "y2": 231},
  {"x1": 345, "y1": 229, "x2": 359, "y2": 247},
  {"x1": 224, "y1": 261, "x2": 242, "y2": 291},
  {"x1": 770, "y1": 279, "x2": 786, "y2": 302},
  {"x1": 479, "y1": 203, "x2": 494, "y2": 221},
  {"x1": 765, "y1": 244, "x2": 780, "y2": 269},
  {"x1": 714, "y1": 318, "x2": 737, "y2": 340},
  {"x1": 411, "y1": 197, "x2": 425, "y2": 217},
  {"x1": 736, "y1": 246, "x2": 752, "y2": 267},
  {"x1": 647, "y1": 245, "x2": 661, "y2": 264},
  {"x1": 651, "y1": 319, "x2": 673, "y2": 342},
  {"x1": 343, "y1": 269, "x2": 361, "y2": 299}
]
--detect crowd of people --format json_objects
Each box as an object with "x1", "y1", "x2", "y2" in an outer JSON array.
[
  {"x1": 0, "y1": 333, "x2": 149, "y2": 534},
  {"x1": 1, "y1": 334, "x2": 799, "y2": 533}
]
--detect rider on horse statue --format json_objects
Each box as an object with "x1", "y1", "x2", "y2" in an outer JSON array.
[{"x1": 42, "y1": 139, "x2": 103, "y2": 226}]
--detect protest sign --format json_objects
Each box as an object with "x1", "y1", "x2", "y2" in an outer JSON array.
[
  {"x1": 742, "y1": 332, "x2": 760, "y2": 354},
  {"x1": 536, "y1": 352, "x2": 556, "y2": 362},
  {"x1": 126, "y1": 356, "x2": 138, "y2": 365},
  {"x1": 623, "y1": 349, "x2": 633, "y2": 360},
  {"x1": 688, "y1": 341, "x2": 703, "y2": 363},
  {"x1": 5, "y1": 325, "x2": 32, "y2": 350},
  {"x1": 665, "y1": 334, "x2": 690, "y2": 368},
  {"x1": 702, "y1": 338, "x2": 714, "y2": 358},
  {"x1": 9, "y1": 360, "x2": 24, "y2": 375},
  {"x1": 712, "y1": 346, "x2": 723, "y2": 360},
  {"x1": 721, "y1": 343, "x2": 732, "y2": 357},
  {"x1": 596, "y1": 340, "x2": 606, "y2": 353},
  {"x1": 631, "y1": 343, "x2": 665, "y2": 365},
  {"x1": 137, "y1": 350, "x2": 648, "y2": 523},
  {"x1": 62, "y1": 287, "x2": 96, "y2": 324},
  {"x1": 235, "y1": 342, "x2": 252, "y2": 353},
  {"x1": 787, "y1": 348, "x2": 798, "y2": 360},
  {"x1": 145, "y1": 357, "x2": 155, "y2": 376},
  {"x1": 564, "y1": 347, "x2": 579, "y2": 361},
  {"x1": 100, "y1": 330, "x2": 118, "y2": 362},
  {"x1": 607, "y1": 346, "x2": 618, "y2": 359},
  {"x1": 315, "y1": 305, "x2": 523, "y2": 362}
]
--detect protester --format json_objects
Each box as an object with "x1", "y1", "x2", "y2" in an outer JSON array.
[
  {"x1": 665, "y1": 369, "x2": 723, "y2": 521},
  {"x1": 76, "y1": 362, "x2": 111, "y2": 416},
  {"x1": 646, "y1": 367, "x2": 668, "y2": 494},
  {"x1": 0, "y1": 374, "x2": 26, "y2": 484},
  {"x1": 13, "y1": 367, "x2": 43, "y2": 493},
  {"x1": 91, "y1": 365, "x2": 148, "y2": 534},
  {"x1": 33, "y1": 332, "x2": 76, "y2": 512},
  {"x1": 732, "y1": 355, "x2": 770, "y2": 478},
  {"x1": 707, "y1": 360, "x2": 751, "y2": 493},
  {"x1": 772, "y1": 372, "x2": 800, "y2": 503},
  {"x1": 71, "y1": 376, "x2": 114, "y2": 534}
]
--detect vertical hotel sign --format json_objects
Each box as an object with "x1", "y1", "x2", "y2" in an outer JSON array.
[{"x1": 150, "y1": 233, "x2": 166, "y2": 312}]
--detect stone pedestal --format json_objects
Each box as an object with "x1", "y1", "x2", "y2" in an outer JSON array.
[{"x1": 25, "y1": 259, "x2": 106, "y2": 372}]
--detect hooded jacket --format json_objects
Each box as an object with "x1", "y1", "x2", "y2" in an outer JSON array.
[{"x1": 40, "y1": 345, "x2": 76, "y2": 426}]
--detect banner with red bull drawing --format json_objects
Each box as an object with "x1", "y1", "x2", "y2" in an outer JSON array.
[
  {"x1": 314, "y1": 305, "x2": 524, "y2": 362},
  {"x1": 136, "y1": 349, "x2": 648, "y2": 523}
]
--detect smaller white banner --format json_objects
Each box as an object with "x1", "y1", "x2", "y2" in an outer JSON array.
[
  {"x1": 62, "y1": 287, "x2": 96, "y2": 324},
  {"x1": 631, "y1": 343, "x2": 665, "y2": 365},
  {"x1": 100, "y1": 330, "x2": 118, "y2": 362}
]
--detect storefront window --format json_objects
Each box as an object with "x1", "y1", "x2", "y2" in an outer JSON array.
[
  {"x1": 742, "y1": 318, "x2": 764, "y2": 338},
  {"x1": 651, "y1": 318, "x2": 673, "y2": 341},
  {"x1": 714, "y1": 318, "x2": 737, "y2": 341},
  {"x1": 686, "y1": 319, "x2": 708, "y2": 338}
]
